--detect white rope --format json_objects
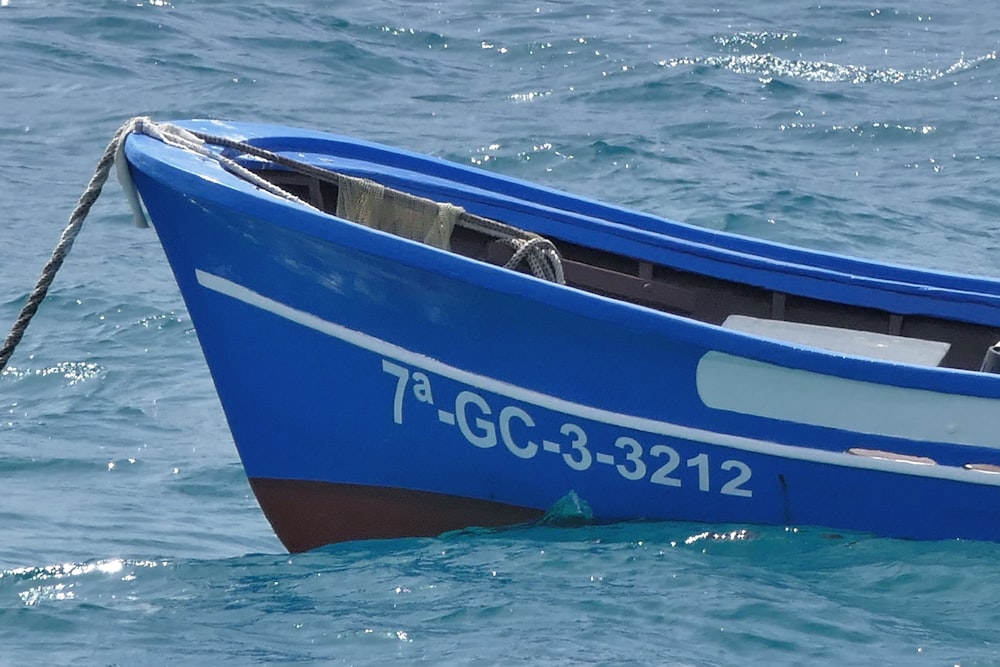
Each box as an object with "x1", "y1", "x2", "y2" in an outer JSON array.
[
  {"x1": 127, "y1": 117, "x2": 315, "y2": 217},
  {"x1": 503, "y1": 236, "x2": 565, "y2": 284}
]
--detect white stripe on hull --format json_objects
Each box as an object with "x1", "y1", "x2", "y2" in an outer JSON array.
[{"x1": 195, "y1": 269, "x2": 1000, "y2": 487}]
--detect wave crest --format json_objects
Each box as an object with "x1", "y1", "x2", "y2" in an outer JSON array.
[{"x1": 658, "y1": 50, "x2": 997, "y2": 84}]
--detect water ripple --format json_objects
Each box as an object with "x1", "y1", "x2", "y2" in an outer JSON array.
[
  {"x1": 0, "y1": 361, "x2": 102, "y2": 385},
  {"x1": 659, "y1": 50, "x2": 998, "y2": 84}
]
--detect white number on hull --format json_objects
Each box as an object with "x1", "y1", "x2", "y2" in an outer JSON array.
[{"x1": 382, "y1": 358, "x2": 753, "y2": 497}]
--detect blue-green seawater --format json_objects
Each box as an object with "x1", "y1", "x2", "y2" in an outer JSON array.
[{"x1": 2, "y1": 1, "x2": 999, "y2": 664}]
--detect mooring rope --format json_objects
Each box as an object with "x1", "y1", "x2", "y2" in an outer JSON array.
[
  {"x1": 0, "y1": 116, "x2": 309, "y2": 375},
  {"x1": 0, "y1": 119, "x2": 137, "y2": 374},
  {"x1": 0, "y1": 116, "x2": 564, "y2": 375}
]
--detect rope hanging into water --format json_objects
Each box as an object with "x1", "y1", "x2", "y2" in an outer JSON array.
[
  {"x1": 0, "y1": 118, "x2": 136, "y2": 374},
  {"x1": 0, "y1": 116, "x2": 311, "y2": 375},
  {"x1": 0, "y1": 117, "x2": 565, "y2": 375}
]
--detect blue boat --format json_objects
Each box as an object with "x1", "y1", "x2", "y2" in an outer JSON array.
[{"x1": 120, "y1": 119, "x2": 1000, "y2": 551}]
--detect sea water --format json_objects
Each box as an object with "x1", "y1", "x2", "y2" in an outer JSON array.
[{"x1": 1, "y1": 1, "x2": 999, "y2": 664}]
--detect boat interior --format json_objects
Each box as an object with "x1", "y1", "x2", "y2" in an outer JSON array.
[{"x1": 254, "y1": 166, "x2": 1000, "y2": 374}]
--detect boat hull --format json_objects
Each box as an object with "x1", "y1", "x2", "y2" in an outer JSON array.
[
  {"x1": 249, "y1": 479, "x2": 542, "y2": 553},
  {"x1": 124, "y1": 122, "x2": 1000, "y2": 550}
]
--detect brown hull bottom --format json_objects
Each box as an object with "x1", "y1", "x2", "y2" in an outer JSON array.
[{"x1": 248, "y1": 477, "x2": 545, "y2": 552}]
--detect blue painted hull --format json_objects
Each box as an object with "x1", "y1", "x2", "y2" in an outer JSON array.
[{"x1": 124, "y1": 121, "x2": 1000, "y2": 550}]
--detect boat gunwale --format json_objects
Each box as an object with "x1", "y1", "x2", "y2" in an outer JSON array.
[
  {"x1": 193, "y1": 121, "x2": 1000, "y2": 301},
  {"x1": 123, "y1": 124, "x2": 1000, "y2": 401},
  {"x1": 144, "y1": 121, "x2": 1000, "y2": 313},
  {"x1": 311, "y1": 155, "x2": 1000, "y2": 320}
]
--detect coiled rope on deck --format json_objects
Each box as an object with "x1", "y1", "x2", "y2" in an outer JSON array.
[{"x1": 0, "y1": 116, "x2": 564, "y2": 375}]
